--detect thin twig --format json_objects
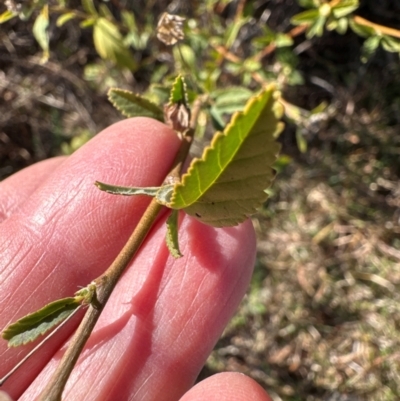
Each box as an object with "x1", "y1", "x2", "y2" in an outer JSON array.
[{"x1": 36, "y1": 108, "x2": 203, "y2": 400}]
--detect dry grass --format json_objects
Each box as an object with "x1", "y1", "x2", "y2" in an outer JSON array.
[{"x1": 206, "y1": 110, "x2": 400, "y2": 400}]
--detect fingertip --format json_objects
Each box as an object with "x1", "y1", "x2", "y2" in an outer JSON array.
[{"x1": 179, "y1": 372, "x2": 272, "y2": 401}]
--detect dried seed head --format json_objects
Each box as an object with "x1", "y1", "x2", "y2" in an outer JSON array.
[{"x1": 157, "y1": 12, "x2": 185, "y2": 46}]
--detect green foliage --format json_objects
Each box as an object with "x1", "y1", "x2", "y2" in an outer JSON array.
[
  {"x1": 2, "y1": 298, "x2": 81, "y2": 347},
  {"x1": 32, "y1": 5, "x2": 49, "y2": 61},
  {"x1": 165, "y1": 210, "x2": 182, "y2": 258},
  {"x1": 291, "y1": 0, "x2": 359, "y2": 38},
  {"x1": 165, "y1": 87, "x2": 283, "y2": 227},
  {"x1": 93, "y1": 17, "x2": 136, "y2": 70},
  {"x1": 108, "y1": 89, "x2": 164, "y2": 121},
  {"x1": 98, "y1": 86, "x2": 283, "y2": 227},
  {"x1": 2, "y1": 284, "x2": 97, "y2": 347}
]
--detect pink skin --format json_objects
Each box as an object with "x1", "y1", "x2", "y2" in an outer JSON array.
[{"x1": 0, "y1": 118, "x2": 270, "y2": 401}]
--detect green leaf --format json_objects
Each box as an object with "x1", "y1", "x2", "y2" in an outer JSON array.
[
  {"x1": 121, "y1": 10, "x2": 137, "y2": 31},
  {"x1": 331, "y1": 0, "x2": 359, "y2": 19},
  {"x1": 296, "y1": 129, "x2": 308, "y2": 153},
  {"x1": 165, "y1": 210, "x2": 182, "y2": 258},
  {"x1": 95, "y1": 181, "x2": 162, "y2": 197},
  {"x1": 56, "y1": 12, "x2": 77, "y2": 27},
  {"x1": 0, "y1": 10, "x2": 17, "y2": 24},
  {"x1": 361, "y1": 35, "x2": 381, "y2": 61},
  {"x1": 169, "y1": 75, "x2": 188, "y2": 106},
  {"x1": 381, "y1": 35, "x2": 400, "y2": 53},
  {"x1": 80, "y1": 17, "x2": 96, "y2": 28},
  {"x1": 99, "y1": 4, "x2": 113, "y2": 20},
  {"x1": 165, "y1": 87, "x2": 283, "y2": 227},
  {"x1": 275, "y1": 33, "x2": 294, "y2": 47},
  {"x1": 224, "y1": 16, "x2": 250, "y2": 49},
  {"x1": 211, "y1": 87, "x2": 253, "y2": 113},
  {"x1": 307, "y1": 15, "x2": 326, "y2": 38},
  {"x1": 291, "y1": 9, "x2": 320, "y2": 25},
  {"x1": 173, "y1": 44, "x2": 196, "y2": 71},
  {"x1": 93, "y1": 18, "x2": 137, "y2": 70},
  {"x1": 32, "y1": 5, "x2": 50, "y2": 62},
  {"x1": 108, "y1": 88, "x2": 164, "y2": 121},
  {"x1": 82, "y1": 0, "x2": 98, "y2": 16},
  {"x1": 349, "y1": 19, "x2": 375, "y2": 38},
  {"x1": 2, "y1": 298, "x2": 80, "y2": 347}
]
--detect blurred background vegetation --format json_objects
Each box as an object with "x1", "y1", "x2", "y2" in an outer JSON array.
[{"x1": 1, "y1": 1, "x2": 400, "y2": 400}]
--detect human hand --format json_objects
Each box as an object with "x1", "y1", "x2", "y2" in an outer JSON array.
[{"x1": 0, "y1": 118, "x2": 271, "y2": 401}]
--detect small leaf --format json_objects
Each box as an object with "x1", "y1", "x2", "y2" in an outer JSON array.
[
  {"x1": 296, "y1": 129, "x2": 308, "y2": 153},
  {"x1": 2, "y1": 298, "x2": 80, "y2": 347},
  {"x1": 275, "y1": 33, "x2": 294, "y2": 47},
  {"x1": 56, "y1": 12, "x2": 77, "y2": 27},
  {"x1": 381, "y1": 35, "x2": 400, "y2": 53},
  {"x1": 349, "y1": 19, "x2": 375, "y2": 38},
  {"x1": 82, "y1": 0, "x2": 98, "y2": 16},
  {"x1": 32, "y1": 5, "x2": 50, "y2": 62},
  {"x1": 93, "y1": 18, "x2": 137, "y2": 70},
  {"x1": 99, "y1": 4, "x2": 113, "y2": 20},
  {"x1": 164, "y1": 75, "x2": 190, "y2": 133},
  {"x1": 361, "y1": 35, "x2": 381, "y2": 61},
  {"x1": 291, "y1": 9, "x2": 319, "y2": 25},
  {"x1": 80, "y1": 17, "x2": 96, "y2": 28},
  {"x1": 169, "y1": 75, "x2": 188, "y2": 106},
  {"x1": 166, "y1": 87, "x2": 283, "y2": 227},
  {"x1": 121, "y1": 10, "x2": 137, "y2": 31},
  {"x1": 165, "y1": 210, "x2": 182, "y2": 258},
  {"x1": 108, "y1": 88, "x2": 164, "y2": 120},
  {"x1": 211, "y1": 86, "x2": 253, "y2": 116},
  {"x1": 0, "y1": 10, "x2": 17, "y2": 24},
  {"x1": 95, "y1": 181, "x2": 162, "y2": 197},
  {"x1": 307, "y1": 16, "x2": 326, "y2": 38},
  {"x1": 331, "y1": 0, "x2": 359, "y2": 19}
]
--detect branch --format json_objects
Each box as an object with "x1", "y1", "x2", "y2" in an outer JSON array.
[{"x1": 36, "y1": 108, "x2": 202, "y2": 400}]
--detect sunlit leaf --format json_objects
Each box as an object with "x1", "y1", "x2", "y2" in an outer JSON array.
[
  {"x1": 93, "y1": 18, "x2": 137, "y2": 70},
  {"x1": 0, "y1": 10, "x2": 17, "y2": 24},
  {"x1": 166, "y1": 210, "x2": 182, "y2": 258},
  {"x1": 2, "y1": 298, "x2": 81, "y2": 347},
  {"x1": 56, "y1": 12, "x2": 77, "y2": 27},
  {"x1": 331, "y1": 0, "x2": 359, "y2": 19},
  {"x1": 80, "y1": 17, "x2": 96, "y2": 28},
  {"x1": 164, "y1": 87, "x2": 283, "y2": 227},
  {"x1": 108, "y1": 88, "x2": 164, "y2": 120},
  {"x1": 32, "y1": 5, "x2": 49, "y2": 62}
]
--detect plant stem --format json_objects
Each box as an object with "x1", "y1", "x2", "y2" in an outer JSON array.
[
  {"x1": 37, "y1": 105, "x2": 202, "y2": 401},
  {"x1": 352, "y1": 15, "x2": 400, "y2": 39},
  {"x1": 37, "y1": 198, "x2": 162, "y2": 401}
]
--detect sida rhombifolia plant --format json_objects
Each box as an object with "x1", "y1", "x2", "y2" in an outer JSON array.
[{"x1": 0, "y1": 12, "x2": 283, "y2": 400}]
